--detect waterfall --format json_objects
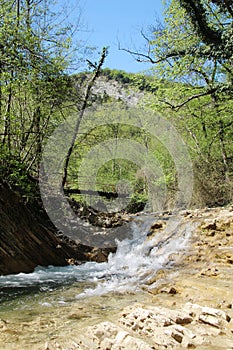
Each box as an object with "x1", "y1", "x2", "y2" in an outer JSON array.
[
  {"x1": 0, "y1": 215, "x2": 195, "y2": 303},
  {"x1": 76, "y1": 215, "x2": 194, "y2": 297}
]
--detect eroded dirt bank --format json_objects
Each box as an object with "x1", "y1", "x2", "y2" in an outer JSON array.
[{"x1": 0, "y1": 182, "x2": 116, "y2": 275}]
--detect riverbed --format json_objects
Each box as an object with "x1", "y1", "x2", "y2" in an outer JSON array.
[{"x1": 0, "y1": 207, "x2": 233, "y2": 349}]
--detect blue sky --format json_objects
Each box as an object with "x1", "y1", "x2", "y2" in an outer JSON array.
[{"x1": 61, "y1": 0, "x2": 164, "y2": 73}]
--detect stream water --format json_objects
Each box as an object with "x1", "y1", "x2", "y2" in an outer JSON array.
[{"x1": 0, "y1": 215, "x2": 195, "y2": 349}]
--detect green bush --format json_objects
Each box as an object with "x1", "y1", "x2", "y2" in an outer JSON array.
[{"x1": 0, "y1": 147, "x2": 37, "y2": 199}]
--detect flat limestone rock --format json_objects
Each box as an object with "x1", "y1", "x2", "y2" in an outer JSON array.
[{"x1": 78, "y1": 321, "x2": 154, "y2": 350}]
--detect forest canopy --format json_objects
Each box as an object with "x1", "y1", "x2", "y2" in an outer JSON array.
[{"x1": 0, "y1": 0, "x2": 232, "y2": 210}]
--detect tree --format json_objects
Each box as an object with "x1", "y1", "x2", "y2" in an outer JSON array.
[
  {"x1": 123, "y1": 0, "x2": 232, "y2": 96},
  {"x1": 0, "y1": 0, "x2": 84, "y2": 184},
  {"x1": 62, "y1": 47, "x2": 108, "y2": 188},
  {"x1": 177, "y1": 0, "x2": 233, "y2": 49},
  {"x1": 176, "y1": 0, "x2": 233, "y2": 91},
  {"x1": 129, "y1": 0, "x2": 233, "y2": 205}
]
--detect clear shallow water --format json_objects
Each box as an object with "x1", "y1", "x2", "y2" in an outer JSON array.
[{"x1": 0, "y1": 215, "x2": 193, "y2": 309}]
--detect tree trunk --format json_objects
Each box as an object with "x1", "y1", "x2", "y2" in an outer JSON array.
[
  {"x1": 62, "y1": 47, "x2": 107, "y2": 188},
  {"x1": 3, "y1": 81, "x2": 12, "y2": 152}
]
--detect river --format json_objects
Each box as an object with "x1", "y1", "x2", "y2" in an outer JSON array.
[{"x1": 0, "y1": 214, "x2": 196, "y2": 349}]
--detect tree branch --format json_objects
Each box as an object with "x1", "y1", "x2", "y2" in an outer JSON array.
[
  {"x1": 118, "y1": 42, "x2": 156, "y2": 64},
  {"x1": 118, "y1": 40, "x2": 188, "y2": 64},
  {"x1": 178, "y1": 0, "x2": 223, "y2": 46},
  {"x1": 211, "y1": 0, "x2": 233, "y2": 18},
  {"x1": 159, "y1": 87, "x2": 218, "y2": 111}
]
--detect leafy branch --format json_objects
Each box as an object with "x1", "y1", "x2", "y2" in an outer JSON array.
[{"x1": 159, "y1": 87, "x2": 218, "y2": 111}]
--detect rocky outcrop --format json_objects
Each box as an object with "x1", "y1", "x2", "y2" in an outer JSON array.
[
  {"x1": 47, "y1": 302, "x2": 232, "y2": 349},
  {"x1": 0, "y1": 183, "x2": 115, "y2": 275},
  {"x1": 91, "y1": 76, "x2": 144, "y2": 106},
  {"x1": 43, "y1": 206, "x2": 233, "y2": 350}
]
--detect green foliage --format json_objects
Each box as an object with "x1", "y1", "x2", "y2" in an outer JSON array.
[
  {"x1": 152, "y1": 0, "x2": 233, "y2": 91},
  {"x1": 65, "y1": 102, "x2": 179, "y2": 212},
  {"x1": 100, "y1": 68, "x2": 158, "y2": 92},
  {"x1": 0, "y1": 0, "x2": 231, "y2": 212},
  {"x1": 177, "y1": 0, "x2": 233, "y2": 64},
  {"x1": 0, "y1": 146, "x2": 37, "y2": 198},
  {"x1": 0, "y1": 0, "x2": 84, "y2": 180},
  {"x1": 101, "y1": 68, "x2": 132, "y2": 84},
  {"x1": 145, "y1": 0, "x2": 233, "y2": 205},
  {"x1": 126, "y1": 192, "x2": 148, "y2": 213}
]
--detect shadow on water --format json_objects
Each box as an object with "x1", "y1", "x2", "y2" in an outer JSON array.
[
  {"x1": 0, "y1": 283, "x2": 69, "y2": 304},
  {"x1": 0, "y1": 267, "x2": 94, "y2": 306}
]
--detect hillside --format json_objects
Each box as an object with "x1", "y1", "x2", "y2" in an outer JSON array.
[{"x1": 67, "y1": 68, "x2": 232, "y2": 210}]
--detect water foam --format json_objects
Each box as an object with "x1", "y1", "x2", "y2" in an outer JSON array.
[
  {"x1": 0, "y1": 216, "x2": 194, "y2": 300},
  {"x1": 76, "y1": 216, "x2": 193, "y2": 297}
]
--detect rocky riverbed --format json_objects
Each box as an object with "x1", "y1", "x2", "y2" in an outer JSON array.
[
  {"x1": 0, "y1": 206, "x2": 233, "y2": 349},
  {"x1": 70, "y1": 206, "x2": 233, "y2": 350}
]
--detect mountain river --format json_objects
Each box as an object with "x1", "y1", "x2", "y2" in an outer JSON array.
[{"x1": 0, "y1": 214, "x2": 196, "y2": 349}]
